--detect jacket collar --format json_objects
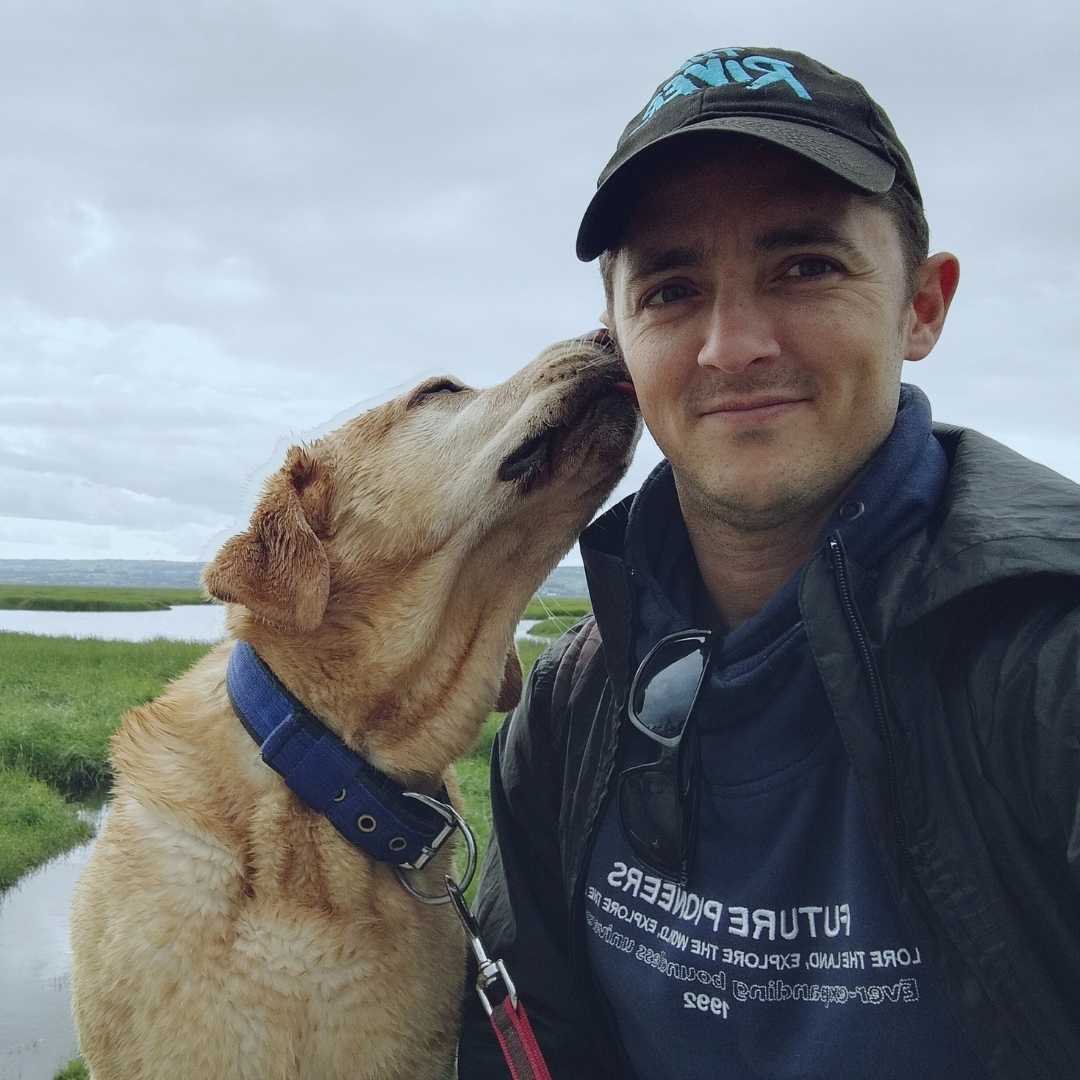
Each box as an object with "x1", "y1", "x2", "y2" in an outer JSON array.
[{"x1": 226, "y1": 641, "x2": 455, "y2": 869}]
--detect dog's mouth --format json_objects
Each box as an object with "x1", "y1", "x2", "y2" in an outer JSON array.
[
  {"x1": 498, "y1": 429, "x2": 553, "y2": 483},
  {"x1": 497, "y1": 361, "x2": 637, "y2": 489}
]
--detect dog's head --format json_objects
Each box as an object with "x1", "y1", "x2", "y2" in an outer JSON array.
[{"x1": 203, "y1": 337, "x2": 638, "y2": 737}]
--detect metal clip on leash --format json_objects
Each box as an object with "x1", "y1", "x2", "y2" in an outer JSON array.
[
  {"x1": 445, "y1": 875, "x2": 553, "y2": 1080},
  {"x1": 445, "y1": 875, "x2": 518, "y2": 1015}
]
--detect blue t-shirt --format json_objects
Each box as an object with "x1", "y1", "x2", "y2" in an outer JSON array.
[{"x1": 585, "y1": 387, "x2": 988, "y2": 1078}]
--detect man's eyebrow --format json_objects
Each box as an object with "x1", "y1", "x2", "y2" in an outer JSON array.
[
  {"x1": 622, "y1": 245, "x2": 705, "y2": 284},
  {"x1": 623, "y1": 224, "x2": 864, "y2": 283},
  {"x1": 754, "y1": 223, "x2": 862, "y2": 258}
]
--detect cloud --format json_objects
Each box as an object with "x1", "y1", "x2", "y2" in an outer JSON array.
[
  {"x1": 0, "y1": 515, "x2": 222, "y2": 562},
  {"x1": 0, "y1": 465, "x2": 229, "y2": 532},
  {"x1": 1, "y1": 1, "x2": 1077, "y2": 561}
]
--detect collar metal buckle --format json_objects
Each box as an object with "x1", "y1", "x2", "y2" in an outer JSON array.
[{"x1": 393, "y1": 792, "x2": 477, "y2": 905}]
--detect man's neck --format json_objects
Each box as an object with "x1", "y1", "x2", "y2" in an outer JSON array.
[{"x1": 677, "y1": 484, "x2": 838, "y2": 631}]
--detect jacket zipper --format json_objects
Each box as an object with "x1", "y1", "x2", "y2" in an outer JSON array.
[{"x1": 826, "y1": 532, "x2": 907, "y2": 849}]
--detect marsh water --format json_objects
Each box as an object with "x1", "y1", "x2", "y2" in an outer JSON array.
[
  {"x1": 0, "y1": 603, "x2": 227, "y2": 642},
  {"x1": 0, "y1": 803, "x2": 107, "y2": 1080},
  {"x1": 0, "y1": 606, "x2": 543, "y2": 645},
  {"x1": 0, "y1": 609, "x2": 543, "y2": 1077}
]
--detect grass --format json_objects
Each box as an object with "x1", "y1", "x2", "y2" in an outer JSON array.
[
  {"x1": 0, "y1": 768, "x2": 93, "y2": 889},
  {"x1": 522, "y1": 596, "x2": 590, "y2": 620},
  {"x1": 54, "y1": 1059, "x2": 88, "y2": 1079},
  {"x1": 0, "y1": 584, "x2": 209, "y2": 612},
  {"x1": 0, "y1": 633, "x2": 211, "y2": 795},
  {"x1": 454, "y1": 712, "x2": 502, "y2": 888},
  {"x1": 526, "y1": 614, "x2": 585, "y2": 637}
]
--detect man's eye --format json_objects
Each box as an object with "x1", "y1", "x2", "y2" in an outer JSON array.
[
  {"x1": 783, "y1": 258, "x2": 840, "y2": 280},
  {"x1": 643, "y1": 283, "x2": 694, "y2": 307},
  {"x1": 406, "y1": 378, "x2": 467, "y2": 408}
]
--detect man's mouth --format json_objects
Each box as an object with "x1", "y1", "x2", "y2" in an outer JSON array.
[{"x1": 703, "y1": 395, "x2": 809, "y2": 415}]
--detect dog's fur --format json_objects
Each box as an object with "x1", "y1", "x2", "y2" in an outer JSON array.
[{"x1": 69, "y1": 339, "x2": 639, "y2": 1080}]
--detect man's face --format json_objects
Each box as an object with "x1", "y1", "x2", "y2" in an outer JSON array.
[{"x1": 607, "y1": 141, "x2": 923, "y2": 532}]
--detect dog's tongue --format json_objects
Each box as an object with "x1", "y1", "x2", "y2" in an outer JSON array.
[{"x1": 613, "y1": 380, "x2": 638, "y2": 402}]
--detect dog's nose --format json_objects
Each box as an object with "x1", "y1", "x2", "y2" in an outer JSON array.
[{"x1": 577, "y1": 328, "x2": 616, "y2": 353}]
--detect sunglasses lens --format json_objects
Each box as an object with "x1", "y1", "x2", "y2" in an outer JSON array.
[
  {"x1": 619, "y1": 764, "x2": 684, "y2": 874},
  {"x1": 630, "y1": 635, "x2": 709, "y2": 741}
]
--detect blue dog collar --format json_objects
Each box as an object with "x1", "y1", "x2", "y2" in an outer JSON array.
[{"x1": 226, "y1": 641, "x2": 455, "y2": 872}]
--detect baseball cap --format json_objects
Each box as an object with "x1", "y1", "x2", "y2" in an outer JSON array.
[{"x1": 576, "y1": 47, "x2": 921, "y2": 262}]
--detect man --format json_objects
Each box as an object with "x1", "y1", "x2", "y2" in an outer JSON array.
[{"x1": 458, "y1": 47, "x2": 1080, "y2": 1079}]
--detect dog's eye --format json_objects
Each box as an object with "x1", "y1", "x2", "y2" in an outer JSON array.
[{"x1": 406, "y1": 378, "x2": 467, "y2": 408}]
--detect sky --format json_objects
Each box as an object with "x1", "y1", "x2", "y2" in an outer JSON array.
[{"x1": 2, "y1": 1, "x2": 1077, "y2": 565}]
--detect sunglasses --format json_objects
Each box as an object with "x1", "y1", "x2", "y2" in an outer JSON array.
[{"x1": 618, "y1": 629, "x2": 713, "y2": 883}]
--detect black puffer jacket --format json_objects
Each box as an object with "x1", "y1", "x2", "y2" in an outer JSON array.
[{"x1": 458, "y1": 426, "x2": 1080, "y2": 1080}]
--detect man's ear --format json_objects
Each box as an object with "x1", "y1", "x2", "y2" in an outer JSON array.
[
  {"x1": 494, "y1": 645, "x2": 523, "y2": 713},
  {"x1": 202, "y1": 445, "x2": 333, "y2": 633},
  {"x1": 905, "y1": 252, "x2": 960, "y2": 362}
]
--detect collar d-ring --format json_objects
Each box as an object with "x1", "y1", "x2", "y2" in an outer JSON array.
[{"x1": 394, "y1": 791, "x2": 477, "y2": 905}]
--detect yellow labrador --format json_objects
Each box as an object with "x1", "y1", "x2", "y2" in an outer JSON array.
[{"x1": 70, "y1": 337, "x2": 639, "y2": 1080}]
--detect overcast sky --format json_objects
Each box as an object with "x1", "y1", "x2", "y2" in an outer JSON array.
[{"x1": 2, "y1": 1, "x2": 1077, "y2": 565}]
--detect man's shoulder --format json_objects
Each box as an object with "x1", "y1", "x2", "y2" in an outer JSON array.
[
  {"x1": 935, "y1": 423, "x2": 1080, "y2": 523},
  {"x1": 532, "y1": 614, "x2": 606, "y2": 705},
  {"x1": 513, "y1": 615, "x2": 610, "y2": 751},
  {"x1": 893, "y1": 423, "x2": 1080, "y2": 625}
]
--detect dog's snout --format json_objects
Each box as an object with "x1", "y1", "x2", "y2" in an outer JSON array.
[{"x1": 528, "y1": 338, "x2": 628, "y2": 386}]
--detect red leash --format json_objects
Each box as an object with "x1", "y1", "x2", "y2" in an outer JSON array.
[{"x1": 446, "y1": 878, "x2": 554, "y2": 1080}]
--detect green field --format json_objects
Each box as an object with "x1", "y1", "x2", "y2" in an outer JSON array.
[
  {"x1": 0, "y1": 584, "x2": 209, "y2": 611},
  {"x1": 0, "y1": 632, "x2": 210, "y2": 885},
  {"x1": 0, "y1": 633, "x2": 211, "y2": 795},
  {"x1": 0, "y1": 769, "x2": 94, "y2": 890},
  {"x1": 522, "y1": 596, "x2": 591, "y2": 620}
]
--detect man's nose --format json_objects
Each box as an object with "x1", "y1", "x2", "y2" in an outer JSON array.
[{"x1": 697, "y1": 295, "x2": 781, "y2": 373}]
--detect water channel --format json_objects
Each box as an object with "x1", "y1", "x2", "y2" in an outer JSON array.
[
  {"x1": 0, "y1": 604, "x2": 227, "y2": 642},
  {"x1": 1, "y1": 805, "x2": 107, "y2": 1080},
  {"x1": 0, "y1": 607, "x2": 542, "y2": 1078}
]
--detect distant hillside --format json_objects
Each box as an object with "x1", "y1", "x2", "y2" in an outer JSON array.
[
  {"x1": 0, "y1": 559, "x2": 205, "y2": 589},
  {"x1": 0, "y1": 559, "x2": 588, "y2": 598},
  {"x1": 537, "y1": 565, "x2": 587, "y2": 598}
]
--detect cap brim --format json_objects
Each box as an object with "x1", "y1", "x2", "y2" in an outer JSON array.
[{"x1": 576, "y1": 117, "x2": 897, "y2": 262}]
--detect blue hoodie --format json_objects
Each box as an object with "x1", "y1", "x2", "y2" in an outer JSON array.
[{"x1": 585, "y1": 386, "x2": 988, "y2": 1078}]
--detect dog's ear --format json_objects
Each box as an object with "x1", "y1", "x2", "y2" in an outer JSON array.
[
  {"x1": 203, "y1": 445, "x2": 333, "y2": 633},
  {"x1": 494, "y1": 645, "x2": 523, "y2": 712}
]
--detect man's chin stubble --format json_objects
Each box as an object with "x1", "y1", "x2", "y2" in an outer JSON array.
[{"x1": 674, "y1": 462, "x2": 849, "y2": 537}]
